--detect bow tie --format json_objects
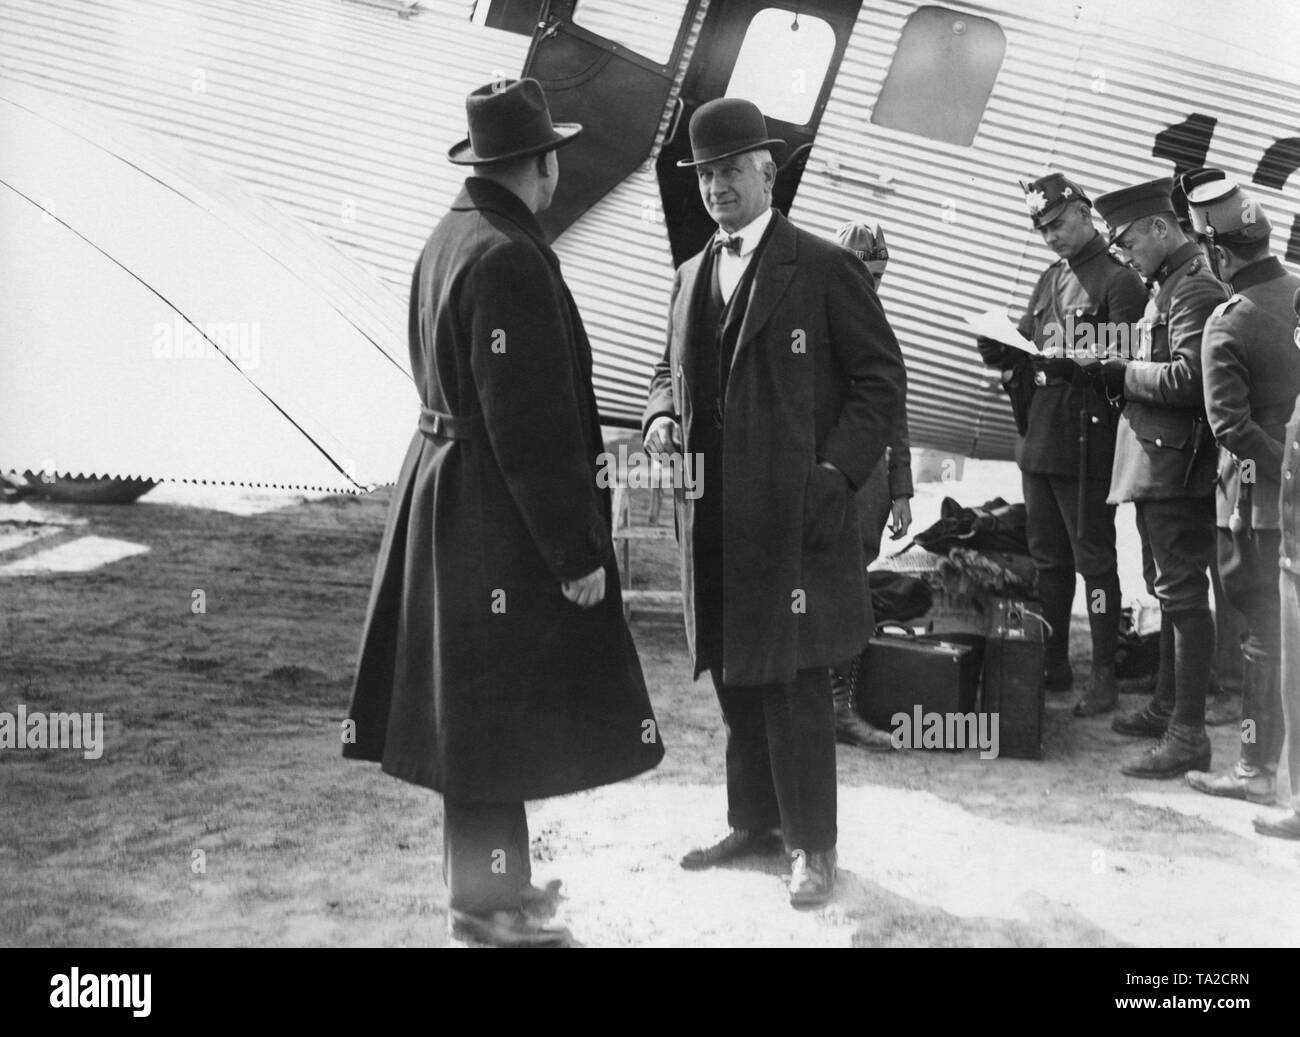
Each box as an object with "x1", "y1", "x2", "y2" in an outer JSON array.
[{"x1": 713, "y1": 234, "x2": 742, "y2": 255}]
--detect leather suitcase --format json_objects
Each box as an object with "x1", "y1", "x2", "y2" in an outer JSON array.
[
  {"x1": 981, "y1": 598, "x2": 1047, "y2": 759},
  {"x1": 850, "y1": 625, "x2": 981, "y2": 749}
]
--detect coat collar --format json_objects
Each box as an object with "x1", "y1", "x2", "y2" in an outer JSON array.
[
  {"x1": 1067, "y1": 232, "x2": 1108, "y2": 270},
  {"x1": 452, "y1": 177, "x2": 550, "y2": 252},
  {"x1": 734, "y1": 210, "x2": 797, "y2": 350},
  {"x1": 1155, "y1": 241, "x2": 1204, "y2": 286},
  {"x1": 1230, "y1": 255, "x2": 1286, "y2": 294}
]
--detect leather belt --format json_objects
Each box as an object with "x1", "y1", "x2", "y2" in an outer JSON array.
[{"x1": 419, "y1": 405, "x2": 483, "y2": 440}]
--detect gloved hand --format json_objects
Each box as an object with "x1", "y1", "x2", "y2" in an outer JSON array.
[
  {"x1": 1095, "y1": 358, "x2": 1128, "y2": 396},
  {"x1": 1032, "y1": 356, "x2": 1076, "y2": 381},
  {"x1": 976, "y1": 336, "x2": 1017, "y2": 368}
]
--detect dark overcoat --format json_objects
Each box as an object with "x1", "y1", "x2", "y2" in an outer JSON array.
[
  {"x1": 1202, "y1": 257, "x2": 1300, "y2": 530},
  {"x1": 344, "y1": 177, "x2": 664, "y2": 801},
  {"x1": 644, "y1": 212, "x2": 906, "y2": 686},
  {"x1": 1109, "y1": 242, "x2": 1228, "y2": 503}
]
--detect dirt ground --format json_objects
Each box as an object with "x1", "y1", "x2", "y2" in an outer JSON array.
[{"x1": 2, "y1": 457, "x2": 1299, "y2": 948}]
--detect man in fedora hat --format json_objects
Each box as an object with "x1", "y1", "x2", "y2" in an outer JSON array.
[
  {"x1": 643, "y1": 97, "x2": 906, "y2": 906},
  {"x1": 1092, "y1": 176, "x2": 1228, "y2": 778},
  {"x1": 344, "y1": 77, "x2": 663, "y2": 947},
  {"x1": 1178, "y1": 170, "x2": 1300, "y2": 805}
]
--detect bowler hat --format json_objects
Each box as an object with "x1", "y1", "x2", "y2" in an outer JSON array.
[
  {"x1": 676, "y1": 97, "x2": 784, "y2": 168},
  {"x1": 448, "y1": 78, "x2": 582, "y2": 166},
  {"x1": 1094, "y1": 178, "x2": 1177, "y2": 244},
  {"x1": 1020, "y1": 172, "x2": 1091, "y2": 230}
]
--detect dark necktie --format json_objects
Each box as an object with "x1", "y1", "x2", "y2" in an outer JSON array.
[{"x1": 713, "y1": 234, "x2": 742, "y2": 255}]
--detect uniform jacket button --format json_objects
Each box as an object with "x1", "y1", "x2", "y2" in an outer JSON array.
[{"x1": 1155, "y1": 437, "x2": 1163, "y2": 447}]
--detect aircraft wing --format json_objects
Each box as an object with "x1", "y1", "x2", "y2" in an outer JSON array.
[{"x1": 0, "y1": 83, "x2": 417, "y2": 493}]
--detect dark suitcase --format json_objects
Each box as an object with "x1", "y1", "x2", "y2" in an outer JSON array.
[
  {"x1": 849, "y1": 625, "x2": 981, "y2": 750},
  {"x1": 981, "y1": 598, "x2": 1047, "y2": 759}
]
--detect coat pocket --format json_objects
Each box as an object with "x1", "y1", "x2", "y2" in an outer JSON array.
[
  {"x1": 1127, "y1": 405, "x2": 1193, "y2": 451},
  {"x1": 803, "y1": 461, "x2": 849, "y2": 551}
]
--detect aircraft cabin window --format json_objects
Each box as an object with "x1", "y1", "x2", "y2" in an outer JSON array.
[
  {"x1": 470, "y1": 0, "x2": 544, "y2": 36},
  {"x1": 871, "y1": 6, "x2": 1006, "y2": 147},
  {"x1": 572, "y1": 0, "x2": 688, "y2": 66},
  {"x1": 725, "y1": 8, "x2": 836, "y2": 127}
]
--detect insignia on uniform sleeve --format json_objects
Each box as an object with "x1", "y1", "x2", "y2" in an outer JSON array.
[{"x1": 1025, "y1": 189, "x2": 1047, "y2": 215}]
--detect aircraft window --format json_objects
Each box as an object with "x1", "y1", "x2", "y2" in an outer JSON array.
[
  {"x1": 470, "y1": 0, "x2": 544, "y2": 36},
  {"x1": 724, "y1": 8, "x2": 835, "y2": 127},
  {"x1": 871, "y1": 6, "x2": 1006, "y2": 147},
  {"x1": 572, "y1": 0, "x2": 688, "y2": 65}
]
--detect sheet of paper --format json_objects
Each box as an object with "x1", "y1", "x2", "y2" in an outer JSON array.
[{"x1": 964, "y1": 308, "x2": 1038, "y2": 354}]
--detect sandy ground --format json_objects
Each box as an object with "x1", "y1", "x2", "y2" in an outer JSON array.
[{"x1": 2, "y1": 454, "x2": 1299, "y2": 948}]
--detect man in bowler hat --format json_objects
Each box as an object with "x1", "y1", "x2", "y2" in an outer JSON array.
[
  {"x1": 1093, "y1": 177, "x2": 1228, "y2": 777},
  {"x1": 345, "y1": 78, "x2": 663, "y2": 946},
  {"x1": 643, "y1": 97, "x2": 906, "y2": 905},
  {"x1": 1179, "y1": 170, "x2": 1300, "y2": 804}
]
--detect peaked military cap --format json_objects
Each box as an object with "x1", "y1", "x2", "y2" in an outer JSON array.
[
  {"x1": 1019, "y1": 172, "x2": 1091, "y2": 230},
  {"x1": 1094, "y1": 178, "x2": 1177, "y2": 244},
  {"x1": 1181, "y1": 168, "x2": 1273, "y2": 244}
]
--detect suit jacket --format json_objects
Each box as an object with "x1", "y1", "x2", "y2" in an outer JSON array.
[
  {"x1": 1109, "y1": 242, "x2": 1228, "y2": 503},
  {"x1": 1202, "y1": 257, "x2": 1300, "y2": 530},
  {"x1": 345, "y1": 177, "x2": 663, "y2": 799},
  {"x1": 643, "y1": 211, "x2": 906, "y2": 685}
]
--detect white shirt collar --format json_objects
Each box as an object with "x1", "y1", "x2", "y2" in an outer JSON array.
[{"x1": 715, "y1": 208, "x2": 773, "y2": 258}]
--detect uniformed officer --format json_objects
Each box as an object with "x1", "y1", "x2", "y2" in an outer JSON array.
[
  {"x1": 976, "y1": 173, "x2": 1147, "y2": 715},
  {"x1": 1254, "y1": 288, "x2": 1300, "y2": 839},
  {"x1": 1093, "y1": 177, "x2": 1228, "y2": 777},
  {"x1": 1181, "y1": 171, "x2": 1300, "y2": 804}
]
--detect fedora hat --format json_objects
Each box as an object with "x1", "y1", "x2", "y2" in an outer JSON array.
[
  {"x1": 448, "y1": 78, "x2": 582, "y2": 166},
  {"x1": 676, "y1": 97, "x2": 784, "y2": 168}
]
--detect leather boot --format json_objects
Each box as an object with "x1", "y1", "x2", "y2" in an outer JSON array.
[
  {"x1": 1038, "y1": 569, "x2": 1075, "y2": 691},
  {"x1": 832, "y1": 664, "x2": 895, "y2": 751},
  {"x1": 1121, "y1": 720, "x2": 1211, "y2": 779},
  {"x1": 1073, "y1": 662, "x2": 1119, "y2": 717},
  {"x1": 1186, "y1": 760, "x2": 1277, "y2": 803},
  {"x1": 1113, "y1": 616, "x2": 1175, "y2": 736}
]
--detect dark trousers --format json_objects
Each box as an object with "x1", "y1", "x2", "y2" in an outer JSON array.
[
  {"x1": 1219, "y1": 527, "x2": 1285, "y2": 770},
  {"x1": 1211, "y1": 552, "x2": 1248, "y2": 696},
  {"x1": 1022, "y1": 473, "x2": 1120, "y2": 666},
  {"x1": 1136, "y1": 497, "x2": 1216, "y2": 727},
  {"x1": 713, "y1": 666, "x2": 837, "y2": 854},
  {"x1": 442, "y1": 799, "x2": 530, "y2": 914}
]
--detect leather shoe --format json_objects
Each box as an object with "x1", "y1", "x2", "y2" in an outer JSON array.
[
  {"x1": 1253, "y1": 810, "x2": 1300, "y2": 840},
  {"x1": 1112, "y1": 703, "x2": 1171, "y2": 738},
  {"x1": 1121, "y1": 724, "x2": 1210, "y2": 779},
  {"x1": 789, "y1": 849, "x2": 837, "y2": 907},
  {"x1": 680, "y1": 827, "x2": 782, "y2": 870},
  {"x1": 448, "y1": 908, "x2": 571, "y2": 947},
  {"x1": 1186, "y1": 762, "x2": 1276, "y2": 804}
]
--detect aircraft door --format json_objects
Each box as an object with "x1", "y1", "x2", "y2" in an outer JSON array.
[{"x1": 519, "y1": 0, "x2": 698, "y2": 242}]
